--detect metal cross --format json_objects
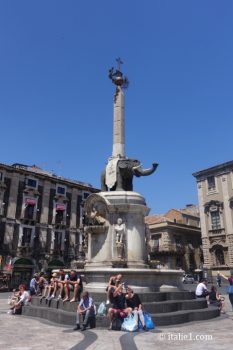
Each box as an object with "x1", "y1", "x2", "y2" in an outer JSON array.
[{"x1": 116, "y1": 57, "x2": 123, "y2": 71}]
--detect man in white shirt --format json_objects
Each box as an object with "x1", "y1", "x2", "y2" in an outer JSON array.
[
  {"x1": 73, "y1": 291, "x2": 95, "y2": 331},
  {"x1": 13, "y1": 284, "x2": 30, "y2": 314},
  {"x1": 195, "y1": 280, "x2": 209, "y2": 298}
]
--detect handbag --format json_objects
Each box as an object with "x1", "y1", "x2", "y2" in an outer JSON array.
[
  {"x1": 227, "y1": 285, "x2": 233, "y2": 294},
  {"x1": 97, "y1": 301, "x2": 107, "y2": 316},
  {"x1": 143, "y1": 311, "x2": 155, "y2": 330},
  {"x1": 121, "y1": 314, "x2": 138, "y2": 332}
]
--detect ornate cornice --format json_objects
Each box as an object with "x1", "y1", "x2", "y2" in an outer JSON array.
[{"x1": 204, "y1": 200, "x2": 223, "y2": 214}]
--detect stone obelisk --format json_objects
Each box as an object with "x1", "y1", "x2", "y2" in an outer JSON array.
[
  {"x1": 112, "y1": 86, "x2": 125, "y2": 158},
  {"x1": 109, "y1": 58, "x2": 128, "y2": 158}
]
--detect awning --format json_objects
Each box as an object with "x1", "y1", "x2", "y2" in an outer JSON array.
[
  {"x1": 56, "y1": 203, "x2": 66, "y2": 211},
  {"x1": 25, "y1": 198, "x2": 36, "y2": 206}
]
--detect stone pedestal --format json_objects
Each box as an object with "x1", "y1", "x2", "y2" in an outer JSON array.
[
  {"x1": 82, "y1": 191, "x2": 184, "y2": 291},
  {"x1": 83, "y1": 191, "x2": 149, "y2": 270}
]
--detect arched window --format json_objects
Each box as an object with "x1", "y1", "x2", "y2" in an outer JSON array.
[{"x1": 215, "y1": 248, "x2": 225, "y2": 265}]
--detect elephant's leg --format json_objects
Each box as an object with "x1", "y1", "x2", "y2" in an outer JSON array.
[
  {"x1": 115, "y1": 170, "x2": 124, "y2": 191},
  {"x1": 101, "y1": 170, "x2": 108, "y2": 191}
]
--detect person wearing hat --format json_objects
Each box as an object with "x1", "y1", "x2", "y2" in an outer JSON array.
[{"x1": 40, "y1": 273, "x2": 57, "y2": 301}]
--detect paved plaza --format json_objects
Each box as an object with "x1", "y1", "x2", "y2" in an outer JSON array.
[{"x1": 0, "y1": 291, "x2": 232, "y2": 350}]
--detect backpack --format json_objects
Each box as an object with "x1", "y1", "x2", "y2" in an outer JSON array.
[{"x1": 111, "y1": 316, "x2": 123, "y2": 331}]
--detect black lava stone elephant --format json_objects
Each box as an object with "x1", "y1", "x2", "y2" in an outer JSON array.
[{"x1": 101, "y1": 158, "x2": 158, "y2": 191}]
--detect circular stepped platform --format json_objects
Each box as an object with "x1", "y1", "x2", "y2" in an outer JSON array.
[{"x1": 22, "y1": 290, "x2": 220, "y2": 327}]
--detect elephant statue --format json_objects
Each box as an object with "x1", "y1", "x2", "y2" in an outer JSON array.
[{"x1": 101, "y1": 158, "x2": 158, "y2": 191}]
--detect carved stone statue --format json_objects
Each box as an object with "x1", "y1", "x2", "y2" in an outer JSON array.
[
  {"x1": 114, "y1": 218, "x2": 125, "y2": 244},
  {"x1": 114, "y1": 218, "x2": 126, "y2": 259},
  {"x1": 101, "y1": 158, "x2": 158, "y2": 191}
]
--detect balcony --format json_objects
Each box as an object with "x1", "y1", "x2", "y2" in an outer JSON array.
[{"x1": 209, "y1": 228, "x2": 225, "y2": 236}]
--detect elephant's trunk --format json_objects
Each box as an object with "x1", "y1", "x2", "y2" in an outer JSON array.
[{"x1": 132, "y1": 163, "x2": 158, "y2": 177}]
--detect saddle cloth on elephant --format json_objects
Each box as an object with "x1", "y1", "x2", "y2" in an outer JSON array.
[{"x1": 105, "y1": 158, "x2": 119, "y2": 189}]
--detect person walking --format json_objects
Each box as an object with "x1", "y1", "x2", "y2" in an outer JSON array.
[
  {"x1": 216, "y1": 273, "x2": 222, "y2": 287},
  {"x1": 219, "y1": 271, "x2": 233, "y2": 311}
]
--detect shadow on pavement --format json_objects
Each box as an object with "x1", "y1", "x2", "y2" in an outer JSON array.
[{"x1": 68, "y1": 330, "x2": 98, "y2": 350}]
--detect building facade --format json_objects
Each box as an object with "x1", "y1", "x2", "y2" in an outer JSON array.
[
  {"x1": 145, "y1": 205, "x2": 203, "y2": 273},
  {"x1": 0, "y1": 163, "x2": 98, "y2": 288},
  {"x1": 193, "y1": 161, "x2": 233, "y2": 276}
]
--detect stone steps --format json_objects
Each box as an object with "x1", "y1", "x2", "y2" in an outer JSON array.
[
  {"x1": 23, "y1": 304, "x2": 219, "y2": 327},
  {"x1": 22, "y1": 290, "x2": 220, "y2": 327},
  {"x1": 31, "y1": 296, "x2": 207, "y2": 314}
]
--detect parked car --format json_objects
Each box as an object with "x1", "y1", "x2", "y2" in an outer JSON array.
[{"x1": 182, "y1": 274, "x2": 194, "y2": 284}]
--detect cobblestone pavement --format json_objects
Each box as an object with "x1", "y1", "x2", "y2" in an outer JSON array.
[{"x1": 0, "y1": 292, "x2": 232, "y2": 350}]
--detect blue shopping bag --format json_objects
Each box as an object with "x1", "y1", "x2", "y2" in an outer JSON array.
[{"x1": 143, "y1": 311, "x2": 155, "y2": 330}]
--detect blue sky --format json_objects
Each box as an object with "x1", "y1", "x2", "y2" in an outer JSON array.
[{"x1": 0, "y1": 1, "x2": 233, "y2": 214}]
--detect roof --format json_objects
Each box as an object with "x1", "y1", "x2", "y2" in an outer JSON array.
[
  {"x1": 0, "y1": 162, "x2": 99, "y2": 192},
  {"x1": 145, "y1": 214, "x2": 173, "y2": 225},
  {"x1": 193, "y1": 160, "x2": 233, "y2": 178}
]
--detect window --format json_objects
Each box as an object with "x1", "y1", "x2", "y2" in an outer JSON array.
[
  {"x1": 22, "y1": 227, "x2": 32, "y2": 246},
  {"x1": 56, "y1": 210, "x2": 64, "y2": 224},
  {"x1": 55, "y1": 203, "x2": 66, "y2": 224},
  {"x1": 207, "y1": 176, "x2": 216, "y2": 191},
  {"x1": 57, "y1": 186, "x2": 66, "y2": 196},
  {"x1": 0, "y1": 172, "x2": 3, "y2": 181},
  {"x1": 83, "y1": 192, "x2": 90, "y2": 199},
  {"x1": 175, "y1": 237, "x2": 182, "y2": 247},
  {"x1": 24, "y1": 198, "x2": 36, "y2": 219},
  {"x1": 27, "y1": 178, "x2": 37, "y2": 188},
  {"x1": 150, "y1": 238, "x2": 159, "y2": 251},
  {"x1": 54, "y1": 231, "x2": 62, "y2": 251},
  {"x1": 211, "y1": 211, "x2": 221, "y2": 230},
  {"x1": 25, "y1": 205, "x2": 34, "y2": 220},
  {"x1": 215, "y1": 248, "x2": 225, "y2": 265}
]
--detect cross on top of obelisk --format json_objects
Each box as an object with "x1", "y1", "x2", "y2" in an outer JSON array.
[
  {"x1": 108, "y1": 58, "x2": 129, "y2": 88},
  {"x1": 116, "y1": 57, "x2": 123, "y2": 72}
]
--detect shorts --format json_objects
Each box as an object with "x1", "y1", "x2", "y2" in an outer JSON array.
[{"x1": 112, "y1": 308, "x2": 127, "y2": 318}]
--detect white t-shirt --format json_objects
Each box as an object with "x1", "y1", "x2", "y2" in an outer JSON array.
[
  {"x1": 195, "y1": 282, "x2": 207, "y2": 296},
  {"x1": 19, "y1": 291, "x2": 30, "y2": 305}
]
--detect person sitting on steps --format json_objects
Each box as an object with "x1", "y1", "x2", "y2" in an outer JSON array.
[
  {"x1": 106, "y1": 274, "x2": 123, "y2": 305},
  {"x1": 208, "y1": 285, "x2": 225, "y2": 313},
  {"x1": 63, "y1": 270, "x2": 83, "y2": 303},
  {"x1": 73, "y1": 291, "x2": 95, "y2": 331},
  {"x1": 11, "y1": 284, "x2": 30, "y2": 315},
  {"x1": 108, "y1": 282, "x2": 131, "y2": 330},
  {"x1": 40, "y1": 273, "x2": 57, "y2": 302},
  {"x1": 125, "y1": 287, "x2": 147, "y2": 330},
  {"x1": 55, "y1": 269, "x2": 69, "y2": 301},
  {"x1": 195, "y1": 279, "x2": 209, "y2": 298}
]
